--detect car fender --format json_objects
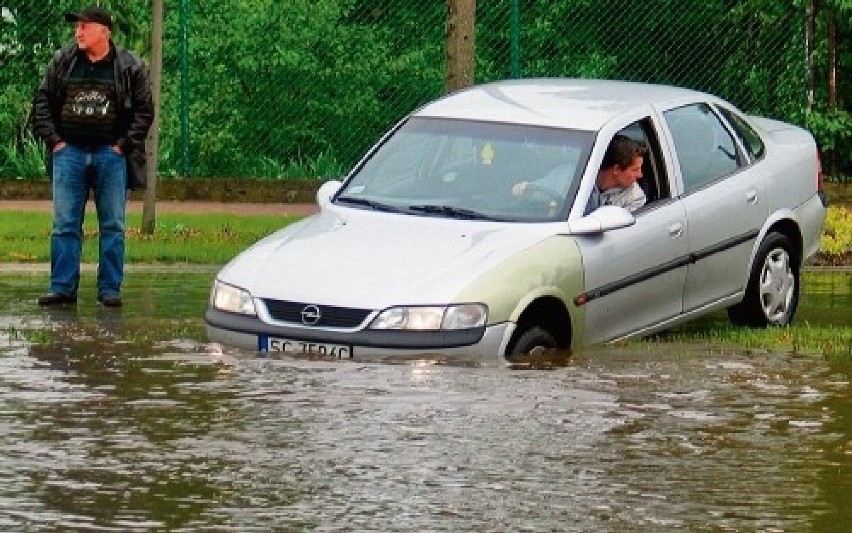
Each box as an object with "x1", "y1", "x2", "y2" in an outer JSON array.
[
  {"x1": 216, "y1": 216, "x2": 316, "y2": 283},
  {"x1": 741, "y1": 208, "x2": 803, "y2": 284},
  {"x1": 452, "y1": 235, "x2": 586, "y2": 345}
]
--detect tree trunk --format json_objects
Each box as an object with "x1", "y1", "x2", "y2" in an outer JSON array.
[
  {"x1": 445, "y1": 0, "x2": 476, "y2": 93},
  {"x1": 142, "y1": 0, "x2": 164, "y2": 235}
]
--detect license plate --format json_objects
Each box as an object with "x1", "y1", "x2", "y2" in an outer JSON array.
[{"x1": 261, "y1": 335, "x2": 353, "y2": 359}]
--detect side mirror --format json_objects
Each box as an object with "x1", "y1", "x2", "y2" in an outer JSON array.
[
  {"x1": 316, "y1": 179, "x2": 343, "y2": 210},
  {"x1": 566, "y1": 205, "x2": 635, "y2": 235}
]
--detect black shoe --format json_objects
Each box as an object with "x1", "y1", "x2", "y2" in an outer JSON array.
[
  {"x1": 37, "y1": 292, "x2": 77, "y2": 306},
  {"x1": 97, "y1": 295, "x2": 122, "y2": 307}
]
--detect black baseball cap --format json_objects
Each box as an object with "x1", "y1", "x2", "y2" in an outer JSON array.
[{"x1": 64, "y1": 5, "x2": 113, "y2": 30}]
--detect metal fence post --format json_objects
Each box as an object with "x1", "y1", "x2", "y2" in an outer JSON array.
[{"x1": 179, "y1": 0, "x2": 190, "y2": 177}]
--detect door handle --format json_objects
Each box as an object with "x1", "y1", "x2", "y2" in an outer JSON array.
[
  {"x1": 668, "y1": 222, "x2": 684, "y2": 239},
  {"x1": 746, "y1": 189, "x2": 758, "y2": 204}
]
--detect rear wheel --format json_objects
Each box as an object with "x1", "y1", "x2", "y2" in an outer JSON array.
[{"x1": 728, "y1": 232, "x2": 799, "y2": 327}]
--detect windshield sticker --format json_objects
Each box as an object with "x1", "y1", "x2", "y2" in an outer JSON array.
[{"x1": 481, "y1": 142, "x2": 494, "y2": 165}]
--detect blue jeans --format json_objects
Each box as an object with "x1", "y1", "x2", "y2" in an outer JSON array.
[{"x1": 50, "y1": 144, "x2": 127, "y2": 298}]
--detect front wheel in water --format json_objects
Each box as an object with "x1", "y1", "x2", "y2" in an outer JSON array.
[
  {"x1": 509, "y1": 326, "x2": 557, "y2": 358},
  {"x1": 728, "y1": 232, "x2": 799, "y2": 328}
]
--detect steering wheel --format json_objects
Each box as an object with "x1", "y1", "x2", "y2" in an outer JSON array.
[{"x1": 522, "y1": 183, "x2": 564, "y2": 206}]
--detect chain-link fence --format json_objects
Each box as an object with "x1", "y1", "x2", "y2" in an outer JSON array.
[{"x1": 1, "y1": 1, "x2": 847, "y2": 181}]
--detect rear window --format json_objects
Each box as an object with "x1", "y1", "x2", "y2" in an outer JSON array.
[{"x1": 664, "y1": 103, "x2": 742, "y2": 193}]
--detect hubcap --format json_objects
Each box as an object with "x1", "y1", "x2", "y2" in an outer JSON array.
[{"x1": 758, "y1": 248, "x2": 795, "y2": 324}]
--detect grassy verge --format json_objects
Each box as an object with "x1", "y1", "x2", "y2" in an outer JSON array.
[
  {"x1": 1, "y1": 204, "x2": 851, "y2": 265},
  {"x1": 0, "y1": 211, "x2": 299, "y2": 264},
  {"x1": 647, "y1": 318, "x2": 852, "y2": 359},
  {"x1": 3, "y1": 204, "x2": 849, "y2": 266}
]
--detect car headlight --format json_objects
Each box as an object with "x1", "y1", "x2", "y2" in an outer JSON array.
[
  {"x1": 211, "y1": 280, "x2": 257, "y2": 316},
  {"x1": 369, "y1": 304, "x2": 487, "y2": 330}
]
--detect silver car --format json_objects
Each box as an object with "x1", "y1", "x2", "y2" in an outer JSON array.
[{"x1": 205, "y1": 79, "x2": 827, "y2": 361}]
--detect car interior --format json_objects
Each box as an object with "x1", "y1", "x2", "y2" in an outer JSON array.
[
  {"x1": 617, "y1": 118, "x2": 670, "y2": 206},
  {"x1": 664, "y1": 104, "x2": 743, "y2": 194}
]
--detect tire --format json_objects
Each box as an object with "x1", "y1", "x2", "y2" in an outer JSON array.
[
  {"x1": 727, "y1": 232, "x2": 799, "y2": 328},
  {"x1": 508, "y1": 326, "x2": 557, "y2": 358}
]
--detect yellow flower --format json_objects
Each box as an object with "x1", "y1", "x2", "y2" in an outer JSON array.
[{"x1": 820, "y1": 206, "x2": 852, "y2": 256}]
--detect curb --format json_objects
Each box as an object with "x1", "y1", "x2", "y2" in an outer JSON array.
[
  {"x1": 0, "y1": 263, "x2": 222, "y2": 274},
  {"x1": 0, "y1": 199, "x2": 319, "y2": 216}
]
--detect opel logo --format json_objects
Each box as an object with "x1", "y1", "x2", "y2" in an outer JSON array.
[{"x1": 300, "y1": 305, "x2": 322, "y2": 325}]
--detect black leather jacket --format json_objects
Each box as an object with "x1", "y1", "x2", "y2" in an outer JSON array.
[{"x1": 32, "y1": 42, "x2": 154, "y2": 189}]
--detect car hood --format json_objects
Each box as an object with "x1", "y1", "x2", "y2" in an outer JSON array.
[{"x1": 217, "y1": 206, "x2": 566, "y2": 309}]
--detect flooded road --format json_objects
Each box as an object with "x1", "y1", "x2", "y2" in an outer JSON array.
[{"x1": 1, "y1": 269, "x2": 850, "y2": 532}]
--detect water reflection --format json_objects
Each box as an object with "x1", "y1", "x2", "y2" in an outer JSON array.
[
  {"x1": 0, "y1": 269, "x2": 850, "y2": 531},
  {"x1": 797, "y1": 269, "x2": 852, "y2": 326}
]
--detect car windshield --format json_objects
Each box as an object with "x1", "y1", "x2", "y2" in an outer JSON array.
[{"x1": 336, "y1": 117, "x2": 595, "y2": 222}]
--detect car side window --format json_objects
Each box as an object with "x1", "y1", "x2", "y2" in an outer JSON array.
[
  {"x1": 718, "y1": 106, "x2": 766, "y2": 161},
  {"x1": 616, "y1": 118, "x2": 670, "y2": 205},
  {"x1": 664, "y1": 103, "x2": 742, "y2": 194}
]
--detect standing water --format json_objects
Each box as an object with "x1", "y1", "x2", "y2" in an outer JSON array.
[{"x1": 1, "y1": 269, "x2": 850, "y2": 532}]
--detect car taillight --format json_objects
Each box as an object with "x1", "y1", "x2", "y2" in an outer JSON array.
[{"x1": 816, "y1": 149, "x2": 824, "y2": 193}]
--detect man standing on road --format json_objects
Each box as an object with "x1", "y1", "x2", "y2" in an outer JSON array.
[{"x1": 31, "y1": 5, "x2": 154, "y2": 307}]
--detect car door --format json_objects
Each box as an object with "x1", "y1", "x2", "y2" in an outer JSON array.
[
  {"x1": 576, "y1": 118, "x2": 689, "y2": 344},
  {"x1": 662, "y1": 103, "x2": 769, "y2": 312}
]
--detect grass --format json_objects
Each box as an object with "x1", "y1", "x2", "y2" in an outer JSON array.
[
  {"x1": 647, "y1": 319, "x2": 852, "y2": 359},
  {"x1": 0, "y1": 211, "x2": 299, "y2": 264},
  {"x1": 1, "y1": 133, "x2": 347, "y2": 180},
  {"x1": 4, "y1": 204, "x2": 849, "y2": 265},
  {"x1": 0, "y1": 135, "x2": 45, "y2": 179}
]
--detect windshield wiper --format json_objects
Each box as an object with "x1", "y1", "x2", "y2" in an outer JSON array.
[
  {"x1": 336, "y1": 196, "x2": 405, "y2": 213},
  {"x1": 408, "y1": 204, "x2": 502, "y2": 221}
]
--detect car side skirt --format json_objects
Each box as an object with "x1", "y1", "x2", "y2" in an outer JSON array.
[{"x1": 609, "y1": 291, "x2": 744, "y2": 343}]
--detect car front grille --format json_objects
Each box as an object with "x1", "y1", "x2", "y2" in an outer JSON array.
[{"x1": 262, "y1": 299, "x2": 373, "y2": 328}]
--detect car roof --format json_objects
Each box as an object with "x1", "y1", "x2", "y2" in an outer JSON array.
[{"x1": 414, "y1": 78, "x2": 713, "y2": 131}]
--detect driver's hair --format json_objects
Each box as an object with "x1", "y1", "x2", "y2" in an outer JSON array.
[{"x1": 601, "y1": 134, "x2": 647, "y2": 170}]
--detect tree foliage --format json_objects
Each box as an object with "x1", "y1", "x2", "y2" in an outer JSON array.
[{"x1": 0, "y1": 0, "x2": 848, "y2": 179}]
